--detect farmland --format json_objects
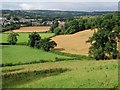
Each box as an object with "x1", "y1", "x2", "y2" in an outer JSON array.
[
  {"x1": 2, "y1": 60, "x2": 118, "y2": 88},
  {"x1": 1, "y1": 27, "x2": 119, "y2": 88},
  {"x1": 1, "y1": 10, "x2": 119, "y2": 89},
  {"x1": 12, "y1": 26, "x2": 50, "y2": 32},
  {"x1": 52, "y1": 29, "x2": 94, "y2": 56}
]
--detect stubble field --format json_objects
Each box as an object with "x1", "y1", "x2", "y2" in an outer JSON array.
[
  {"x1": 52, "y1": 29, "x2": 94, "y2": 56},
  {"x1": 12, "y1": 26, "x2": 50, "y2": 32}
]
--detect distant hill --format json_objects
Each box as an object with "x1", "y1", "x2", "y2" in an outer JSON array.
[
  {"x1": 2, "y1": 10, "x2": 115, "y2": 19},
  {"x1": 27, "y1": 10, "x2": 114, "y2": 18}
]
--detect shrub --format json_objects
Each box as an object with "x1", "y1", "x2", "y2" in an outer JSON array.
[{"x1": 35, "y1": 38, "x2": 57, "y2": 51}]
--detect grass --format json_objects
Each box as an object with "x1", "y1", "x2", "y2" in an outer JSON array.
[
  {"x1": 0, "y1": 33, "x2": 55, "y2": 44},
  {"x1": 2, "y1": 45, "x2": 70, "y2": 65},
  {"x1": 3, "y1": 68, "x2": 69, "y2": 88},
  {"x1": 2, "y1": 60, "x2": 118, "y2": 88}
]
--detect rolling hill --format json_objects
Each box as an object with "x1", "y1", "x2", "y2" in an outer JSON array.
[{"x1": 52, "y1": 29, "x2": 94, "y2": 56}]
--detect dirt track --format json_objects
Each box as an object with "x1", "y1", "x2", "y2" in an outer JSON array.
[
  {"x1": 52, "y1": 29, "x2": 94, "y2": 56},
  {"x1": 12, "y1": 26, "x2": 50, "y2": 32}
]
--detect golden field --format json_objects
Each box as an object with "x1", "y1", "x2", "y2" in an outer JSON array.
[
  {"x1": 12, "y1": 26, "x2": 50, "y2": 32},
  {"x1": 52, "y1": 29, "x2": 94, "y2": 56}
]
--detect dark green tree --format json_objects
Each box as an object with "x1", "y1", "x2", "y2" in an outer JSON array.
[
  {"x1": 54, "y1": 27, "x2": 62, "y2": 35},
  {"x1": 62, "y1": 20, "x2": 79, "y2": 34},
  {"x1": 35, "y1": 38, "x2": 57, "y2": 51},
  {"x1": 87, "y1": 13, "x2": 120, "y2": 60},
  {"x1": 7, "y1": 32, "x2": 19, "y2": 45},
  {"x1": 78, "y1": 19, "x2": 85, "y2": 30},
  {"x1": 49, "y1": 20, "x2": 59, "y2": 33},
  {"x1": 28, "y1": 32, "x2": 41, "y2": 47}
]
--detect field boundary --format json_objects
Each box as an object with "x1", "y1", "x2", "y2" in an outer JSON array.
[
  {"x1": 1, "y1": 57, "x2": 82, "y2": 67},
  {"x1": 50, "y1": 50, "x2": 93, "y2": 60}
]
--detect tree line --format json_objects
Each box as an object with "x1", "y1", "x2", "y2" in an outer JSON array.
[
  {"x1": 1, "y1": 23, "x2": 20, "y2": 32},
  {"x1": 7, "y1": 32, "x2": 57, "y2": 52},
  {"x1": 49, "y1": 16, "x2": 96, "y2": 35}
]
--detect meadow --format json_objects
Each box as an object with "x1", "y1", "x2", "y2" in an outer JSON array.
[
  {"x1": 0, "y1": 33, "x2": 55, "y2": 44},
  {"x1": 2, "y1": 45, "x2": 70, "y2": 65},
  {"x1": 2, "y1": 60, "x2": 118, "y2": 88}
]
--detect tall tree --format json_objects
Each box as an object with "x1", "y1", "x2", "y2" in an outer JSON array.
[
  {"x1": 28, "y1": 32, "x2": 41, "y2": 47},
  {"x1": 50, "y1": 20, "x2": 59, "y2": 33},
  {"x1": 7, "y1": 32, "x2": 19, "y2": 45},
  {"x1": 87, "y1": 13, "x2": 120, "y2": 60}
]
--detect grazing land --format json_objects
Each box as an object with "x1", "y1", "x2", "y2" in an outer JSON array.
[
  {"x1": 52, "y1": 29, "x2": 94, "y2": 56},
  {"x1": 12, "y1": 26, "x2": 50, "y2": 32},
  {"x1": 2, "y1": 60, "x2": 118, "y2": 88},
  {"x1": 0, "y1": 33, "x2": 54, "y2": 44},
  {"x1": 2, "y1": 45, "x2": 70, "y2": 65}
]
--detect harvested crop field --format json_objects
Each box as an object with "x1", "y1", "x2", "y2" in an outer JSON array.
[
  {"x1": 52, "y1": 29, "x2": 94, "y2": 56},
  {"x1": 12, "y1": 26, "x2": 50, "y2": 32}
]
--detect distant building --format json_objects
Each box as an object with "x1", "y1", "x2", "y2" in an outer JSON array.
[{"x1": 32, "y1": 22, "x2": 40, "y2": 26}]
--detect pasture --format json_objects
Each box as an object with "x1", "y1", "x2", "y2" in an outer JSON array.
[
  {"x1": 0, "y1": 33, "x2": 54, "y2": 44},
  {"x1": 12, "y1": 26, "x2": 50, "y2": 32},
  {"x1": 52, "y1": 29, "x2": 94, "y2": 56},
  {"x1": 2, "y1": 60, "x2": 118, "y2": 88},
  {"x1": 2, "y1": 45, "x2": 70, "y2": 65}
]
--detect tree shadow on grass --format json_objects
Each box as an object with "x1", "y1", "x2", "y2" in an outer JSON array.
[
  {"x1": 2, "y1": 68, "x2": 70, "y2": 88},
  {"x1": 0, "y1": 43, "x2": 10, "y2": 45}
]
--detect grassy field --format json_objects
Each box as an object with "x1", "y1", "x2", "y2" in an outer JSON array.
[
  {"x1": 2, "y1": 45, "x2": 70, "y2": 65},
  {"x1": 52, "y1": 29, "x2": 94, "y2": 56},
  {"x1": 0, "y1": 33, "x2": 54, "y2": 44},
  {"x1": 2, "y1": 60, "x2": 118, "y2": 88}
]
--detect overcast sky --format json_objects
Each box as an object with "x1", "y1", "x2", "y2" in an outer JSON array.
[{"x1": 1, "y1": 1, "x2": 119, "y2": 11}]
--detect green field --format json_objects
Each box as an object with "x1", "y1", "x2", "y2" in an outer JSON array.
[
  {"x1": 2, "y1": 60, "x2": 118, "y2": 88},
  {"x1": 2, "y1": 45, "x2": 70, "y2": 65},
  {"x1": 0, "y1": 33, "x2": 55, "y2": 44}
]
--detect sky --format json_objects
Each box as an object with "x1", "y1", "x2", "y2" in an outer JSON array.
[
  {"x1": 1, "y1": 0, "x2": 119, "y2": 11},
  {"x1": 1, "y1": 0, "x2": 120, "y2": 2}
]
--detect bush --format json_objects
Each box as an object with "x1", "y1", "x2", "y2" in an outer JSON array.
[
  {"x1": 35, "y1": 38, "x2": 57, "y2": 51},
  {"x1": 7, "y1": 32, "x2": 19, "y2": 45}
]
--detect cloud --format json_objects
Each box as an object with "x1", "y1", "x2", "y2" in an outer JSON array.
[
  {"x1": 19, "y1": 3, "x2": 32, "y2": 10},
  {"x1": 1, "y1": 2, "x2": 118, "y2": 11},
  {"x1": 19, "y1": 3, "x2": 43, "y2": 10}
]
